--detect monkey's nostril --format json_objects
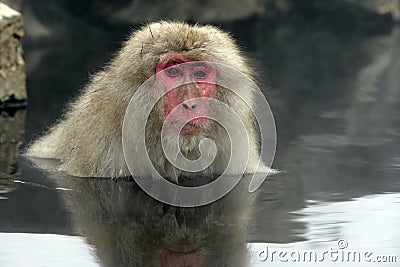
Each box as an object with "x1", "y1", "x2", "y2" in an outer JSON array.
[{"x1": 182, "y1": 103, "x2": 196, "y2": 110}]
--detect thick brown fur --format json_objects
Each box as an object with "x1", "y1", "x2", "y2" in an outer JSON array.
[{"x1": 26, "y1": 21, "x2": 264, "y2": 179}]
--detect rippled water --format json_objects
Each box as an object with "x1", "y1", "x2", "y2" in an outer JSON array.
[{"x1": 1, "y1": 9, "x2": 400, "y2": 267}]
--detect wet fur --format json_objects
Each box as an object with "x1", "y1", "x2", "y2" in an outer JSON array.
[{"x1": 26, "y1": 21, "x2": 266, "y2": 179}]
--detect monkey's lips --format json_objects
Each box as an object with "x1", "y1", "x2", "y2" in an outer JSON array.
[
  {"x1": 166, "y1": 118, "x2": 206, "y2": 136},
  {"x1": 180, "y1": 120, "x2": 205, "y2": 136}
]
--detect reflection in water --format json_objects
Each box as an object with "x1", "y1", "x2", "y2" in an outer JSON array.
[
  {"x1": 296, "y1": 193, "x2": 400, "y2": 246},
  {"x1": 53, "y1": 174, "x2": 256, "y2": 267},
  {"x1": 0, "y1": 110, "x2": 25, "y2": 179},
  {"x1": 347, "y1": 27, "x2": 400, "y2": 147},
  {"x1": 250, "y1": 24, "x2": 400, "y2": 255},
  {"x1": 283, "y1": 25, "x2": 400, "y2": 200},
  {"x1": 249, "y1": 193, "x2": 400, "y2": 267},
  {"x1": 0, "y1": 232, "x2": 98, "y2": 267},
  {"x1": 0, "y1": 109, "x2": 25, "y2": 200}
]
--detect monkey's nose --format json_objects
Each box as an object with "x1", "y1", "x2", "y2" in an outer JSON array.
[{"x1": 182, "y1": 103, "x2": 196, "y2": 110}]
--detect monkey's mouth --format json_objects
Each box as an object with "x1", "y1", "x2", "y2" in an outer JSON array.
[
  {"x1": 180, "y1": 122, "x2": 202, "y2": 136},
  {"x1": 166, "y1": 118, "x2": 206, "y2": 136}
]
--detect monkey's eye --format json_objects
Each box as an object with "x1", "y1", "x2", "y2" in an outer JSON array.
[
  {"x1": 166, "y1": 67, "x2": 181, "y2": 77},
  {"x1": 194, "y1": 70, "x2": 207, "y2": 78}
]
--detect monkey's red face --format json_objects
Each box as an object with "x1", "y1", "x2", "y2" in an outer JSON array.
[{"x1": 156, "y1": 52, "x2": 217, "y2": 136}]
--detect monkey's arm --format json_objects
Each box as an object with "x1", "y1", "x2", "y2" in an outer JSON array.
[{"x1": 25, "y1": 71, "x2": 133, "y2": 178}]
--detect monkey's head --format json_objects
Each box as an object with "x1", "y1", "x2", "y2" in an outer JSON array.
[
  {"x1": 114, "y1": 21, "x2": 260, "y2": 180},
  {"x1": 114, "y1": 22, "x2": 255, "y2": 137}
]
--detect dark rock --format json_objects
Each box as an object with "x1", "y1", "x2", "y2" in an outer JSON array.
[{"x1": 0, "y1": 2, "x2": 26, "y2": 107}]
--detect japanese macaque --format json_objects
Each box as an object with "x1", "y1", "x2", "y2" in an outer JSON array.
[{"x1": 26, "y1": 21, "x2": 271, "y2": 181}]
